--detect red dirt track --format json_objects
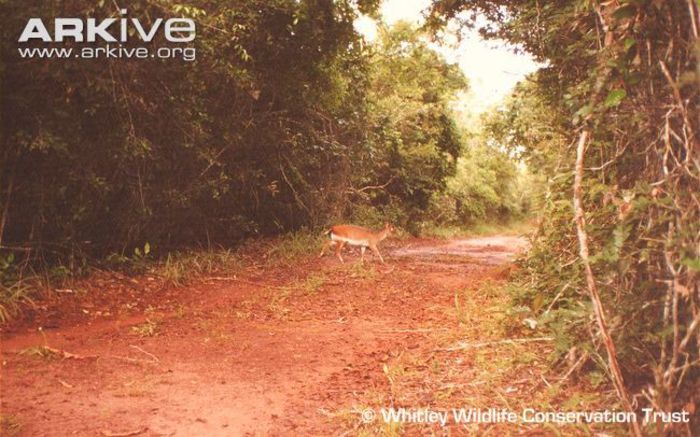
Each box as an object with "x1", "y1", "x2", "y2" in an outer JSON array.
[{"x1": 1, "y1": 236, "x2": 527, "y2": 436}]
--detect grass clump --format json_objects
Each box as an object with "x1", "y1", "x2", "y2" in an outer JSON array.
[
  {"x1": 267, "y1": 286, "x2": 292, "y2": 320},
  {"x1": 300, "y1": 272, "x2": 327, "y2": 295},
  {"x1": 0, "y1": 253, "x2": 39, "y2": 324},
  {"x1": 263, "y1": 230, "x2": 323, "y2": 265},
  {"x1": 157, "y1": 249, "x2": 242, "y2": 286},
  {"x1": 131, "y1": 319, "x2": 158, "y2": 337},
  {"x1": 0, "y1": 280, "x2": 35, "y2": 324}
]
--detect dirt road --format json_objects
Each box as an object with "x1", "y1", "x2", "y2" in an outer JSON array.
[{"x1": 2, "y1": 235, "x2": 599, "y2": 436}]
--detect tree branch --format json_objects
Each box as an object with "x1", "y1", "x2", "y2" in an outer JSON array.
[
  {"x1": 573, "y1": 129, "x2": 642, "y2": 437},
  {"x1": 345, "y1": 177, "x2": 395, "y2": 195}
]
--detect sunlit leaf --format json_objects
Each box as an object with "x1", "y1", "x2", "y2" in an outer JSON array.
[
  {"x1": 681, "y1": 257, "x2": 700, "y2": 272},
  {"x1": 604, "y1": 89, "x2": 627, "y2": 107}
]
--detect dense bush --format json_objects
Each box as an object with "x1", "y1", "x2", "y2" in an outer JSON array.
[
  {"x1": 0, "y1": 1, "x2": 474, "y2": 263},
  {"x1": 429, "y1": 0, "x2": 699, "y2": 431},
  {"x1": 345, "y1": 22, "x2": 468, "y2": 234}
]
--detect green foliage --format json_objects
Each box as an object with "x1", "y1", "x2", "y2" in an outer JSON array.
[
  {"x1": 445, "y1": 143, "x2": 525, "y2": 222},
  {"x1": 263, "y1": 229, "x2": 322, "y2": 265},
  {"x1": 0, "y1": 253, "x2": 36, "y2": 323},
  {"x1": 421, "y1": 220, "x2": 533, "y2": 239},
  {"x1": 603, "y1": 89, "x2": 627, "y2": 108},
  {"x1": 428, "y1": 0, "x2": 700, "y2": 423},
  {"x1": 345, "y1": 22, "x2": 469, "y2": 234},
  {"x1": 0, "y1": 2, "x2": 474, "y2": 273},
  {"x1": 425, "y1": 100, "x2": 535, "y2": 228},
  {"x1": 0, "y1": 0, "x2": 380, "y2": 258},
  {"x1": 104, "y1": 242, "x2": 153, "y2": 274},
  {"x1": 158, "y1": 249, "x2": 242, "y2": 286},
  {"x1": 0, "y1": 280, "x2": 34, "y2": 324}
]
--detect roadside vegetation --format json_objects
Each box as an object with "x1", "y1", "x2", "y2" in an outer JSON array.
[
  {"x1": 1, "y1": 0, "x2": 697, "y2": 433},
  {"x1": 427, "y1": 0, "x2": 699, "y2": 432},
  {"x1": 338, "y1": 279, "x2": 621, "y2": 436},
  {"x1": 1, "y1": 2, "x2": 529, "y2": 323}
]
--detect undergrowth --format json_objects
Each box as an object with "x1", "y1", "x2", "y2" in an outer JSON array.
[
  {"x1": 337, "y1": 278, "x2": 620, "y2": 435},
  {"x1": 260, "y1": 229, "x2": 324, "y2": 266},
  {"x1": 421, "y1": 220, "x2": 534, "y2": 239},
  {"x1": 0, "y1": 230, "x2": 326, "y2": 324}
]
